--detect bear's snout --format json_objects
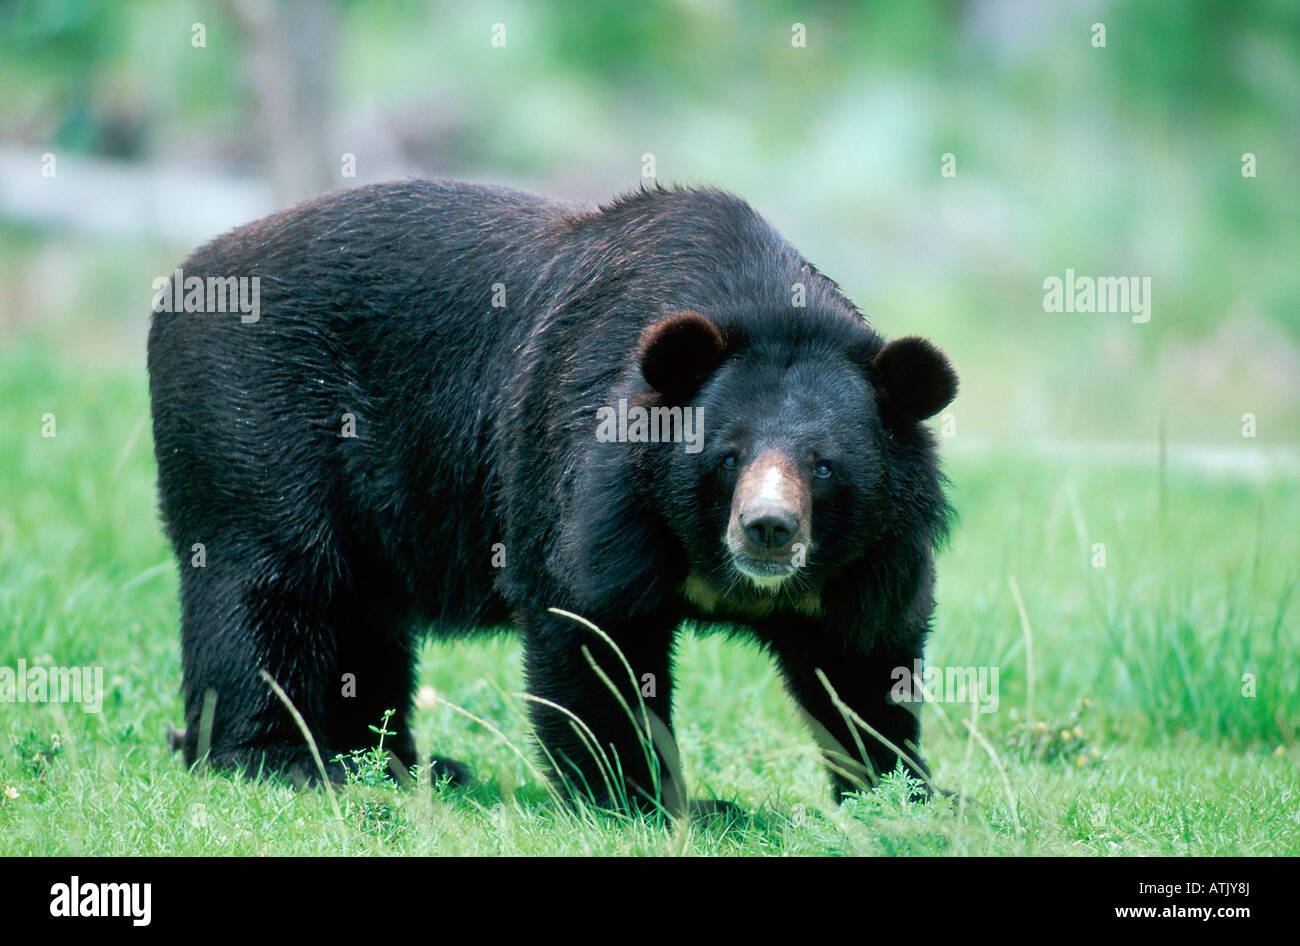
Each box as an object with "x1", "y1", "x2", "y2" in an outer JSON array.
[
  {"x1": 727, "y1": 450, "x2": 812, "y2": 587},
  {"x1": 740, "y1": 505, "x2": 799, "y2": 551}
]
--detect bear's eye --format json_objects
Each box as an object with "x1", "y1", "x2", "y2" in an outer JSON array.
[
  {"x1": 721, "y1": 453, "x2": 738, "y2": 470},
  {"x1": 814, "y1": 460, "x2": 834, "y2": 479}
]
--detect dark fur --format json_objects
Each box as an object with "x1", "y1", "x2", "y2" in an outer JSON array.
[{"x1": 148, "y1": 179, "x2": 956, "y2": 811}]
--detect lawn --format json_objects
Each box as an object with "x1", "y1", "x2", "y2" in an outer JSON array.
[{"x1": 2, "y1": 343, "x2": 1297, "y2": 856}]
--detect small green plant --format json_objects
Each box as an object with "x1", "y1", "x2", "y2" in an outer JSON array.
[
  {"x1": 331, "y1": 708, "x2": 399, "y2": 788},
  {"x1": 331, "y1": 709, "x2": 404, "y2": 838},
  {"x1": 834, "y1": 764, "x2": 957, "y2": 856},
  {"x1": 1004, "y1": 698, "x2": 1098, "y2": 767},
  {"x1": 840, "y1": 763, "x2": 933, "y2": 819},
  {"x1": 10, "y1": 729, "x2": 63, "y2": 783}
]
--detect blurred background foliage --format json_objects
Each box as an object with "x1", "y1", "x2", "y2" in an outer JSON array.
[{"x1": 1, "y1": 0, "x2": 1297, "y2": 446}]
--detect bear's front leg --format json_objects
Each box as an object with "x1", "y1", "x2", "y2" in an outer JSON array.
[
  {"x1": 521, "y1": 609, "x2": 684, "y2": 817},
  {"x1": 767, "y1": 621, "x2": 932, "y2": 802}
]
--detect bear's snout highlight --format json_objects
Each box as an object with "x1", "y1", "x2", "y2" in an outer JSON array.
[{"x1": 727, "y1": 450, "x2": 812, "y2": 588}]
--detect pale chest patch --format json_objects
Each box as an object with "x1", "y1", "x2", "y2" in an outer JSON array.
[{"x1": 682, "y1": 572, "x2": 822, "y2": 620}]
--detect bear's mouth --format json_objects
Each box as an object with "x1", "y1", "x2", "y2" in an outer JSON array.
[{"x1": 732, "y1": 555, "x2": 798, "y2": 589}]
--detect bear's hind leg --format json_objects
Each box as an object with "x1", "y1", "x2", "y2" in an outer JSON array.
[
  {"x1": 178, "y1": 562, "x2": 343, "y2": 783},
  {"x1": 323, "y1": 609, "x2": 477, "y2": 788},
  {"x1": 325, "y1": 618, "x2": 418, "y2": 774}
]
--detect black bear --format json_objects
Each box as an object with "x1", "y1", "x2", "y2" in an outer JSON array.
[{"x1": 148, "y1": 179, "x2": 957, "y2": 815}]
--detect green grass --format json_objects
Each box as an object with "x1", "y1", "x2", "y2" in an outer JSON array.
[{"x1": 2, "y1": 343, "x2": 1297, "y2": 855}]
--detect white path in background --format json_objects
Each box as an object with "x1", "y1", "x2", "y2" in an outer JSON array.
[
  {"x1": 0, "y1": 146, "x2": 273, "y2": 244},
  {"x1": 947, "y1": 439, "x2": 1300, "y2": 479}
]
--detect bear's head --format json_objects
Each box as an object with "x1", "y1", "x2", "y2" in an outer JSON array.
[{"x1": 637, "y1": 308, "x2": 956, "y2": 610}]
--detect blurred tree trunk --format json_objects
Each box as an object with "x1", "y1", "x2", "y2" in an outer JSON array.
[{"x1": 224, "y1": 0, "x2": 338, "y2": 205}]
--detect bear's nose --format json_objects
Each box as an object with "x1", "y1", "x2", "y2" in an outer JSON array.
[{"x1": 740, "y1": 506, "x2": 799, "y2": 551}]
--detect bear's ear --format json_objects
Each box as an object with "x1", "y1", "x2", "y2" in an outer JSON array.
[
  {"x1": 870, "y1": 336, "x2": 958, "y2": 426},
  {"x1": 638, "y1": 310, "x2": 728, "y2": 402}
]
